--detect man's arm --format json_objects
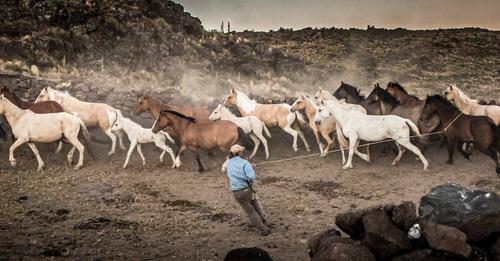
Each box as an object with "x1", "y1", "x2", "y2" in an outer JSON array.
[{"x1": 243, "y1": 160, "x2": 256, "y2": 181}]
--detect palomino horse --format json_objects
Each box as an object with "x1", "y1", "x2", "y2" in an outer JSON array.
[
  {"x1": 316, "y1": 100, "x2": 429, "y2": 170},
  {"x1": 0, "y1": 95, "x2": 95, "y2": 171},
  {"x1": 421, "y1": 95, "x2": 499, "y2": 175},
  {"x1": 333, "y1": 82, "x2": 382, "y2": 115},
  {"x1": 209, "y1": 104, "x2": 271, "y2": 159},
  {"x1": 1, "y1": 86, "x2": 66, "y2": 152},
  {"x1": 223, "y1": 88, "x2": 310, "y2": 152},
  {"x1": 152, "y1": 109, "x2": 246, "y2": 173},
  {"x1": 442, "y1": 84, "x2": 500, "y2": 125},
  {"x1": 111, "y1": 113, "x2": 176, "y2": 169},
  {"x1": 34, "y1": 87, "x2": 126, "y2": 155}
]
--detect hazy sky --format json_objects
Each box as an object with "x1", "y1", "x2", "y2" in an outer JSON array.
[{"x1": 176, "y1": 0, "x2": 500, "y2": 31}]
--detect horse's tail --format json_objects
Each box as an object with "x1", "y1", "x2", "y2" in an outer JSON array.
[
  {"x1": 295, "y1": 111, "x2": 308, "y2": 126},
  {"x1": 159, "y1": 130, "x2": 176, "y2": 144},
  {"x1": 236, "y1": 126, "x2": 253, "y2": 150},
  {"x1": 405, "y1": 119, "x2": 428, "y2": 144},
  {"x1": 262, "y1": 122, "x2": 272, "y2": 138},
  {"x1": 77, "y1": 118, "x2": 97, "y2": 161}
]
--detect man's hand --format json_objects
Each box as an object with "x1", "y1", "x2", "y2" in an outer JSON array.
[{"x1": 251, "y1": 162, "x2": 256, "y2": 168}]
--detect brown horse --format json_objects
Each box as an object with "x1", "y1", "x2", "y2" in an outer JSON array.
[
  {"x1": 385, "y1": 82, "x2": 421, "y2": 105},
  {"x1": 421, "y1": 95, "x2": 499, "y2": 175},
  {"x1": 1, "y1": 86, "x2": 64, "y2": 113},
  {"x1": 132, "y1": 95, "x2": 209, "y2": 121},
  {"x1": 152, "y1": 109, "x2": 246, "y2": 173}
]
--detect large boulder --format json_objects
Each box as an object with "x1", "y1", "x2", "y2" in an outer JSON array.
[
  {"x1": 308, "y1": 229, "x2": 375, "y2": 261},
  {"x1": 491, "y1": 238, "x2": 500, "y2": 261},
  {"x1": 419, "y1": 183, "x2": 500, "y2": 242},
  {"x1": 391, "y1": 249, "x2": 433, "y2": 261},
  {"x1": 362, "y1": 208, "x2": 411, "y2": 260},
  {"x1": 224, "y1": 247, "x2": 273, "y2": 261},
  {"x1": 391, "y1": 201, "x2": 417, "y2": 231},
  {"x1": 335, "y1": 204, "x2": 395, "y2": 240},
  {"x1": 422, "y1": 222, "x2": 471, "y2": 258}
]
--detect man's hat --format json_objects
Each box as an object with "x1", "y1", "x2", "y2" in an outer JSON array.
[{"x1": 230, "y1": 144, "x2": 245, "y2": 154}]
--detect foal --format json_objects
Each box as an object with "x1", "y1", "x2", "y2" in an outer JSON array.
[
  {"x1": 421, "y1": 95, "x2": 499, "y2": 175},
  {"x1": 111, "y1": 113, "x2": 177, "y2": 169},
  {"x1": 209, "y1": 104, "x2": 270, "y2": 159}
]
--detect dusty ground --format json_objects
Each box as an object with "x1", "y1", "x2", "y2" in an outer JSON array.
[{"x1": 0, "y1": 128, "x2": 499, "y2": 260}]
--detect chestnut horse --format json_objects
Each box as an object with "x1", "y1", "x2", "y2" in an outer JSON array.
[
  {"x1": 152, "y1": 109, "x2": 246, "y2": 173},
  {"x1": 421, "y1": 95, "x2": 499, "y2": 175}
]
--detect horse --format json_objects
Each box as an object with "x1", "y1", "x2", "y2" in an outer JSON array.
[
  {"x1": 332, "y1": 82, "x2": 382, "y2": 115},
  {"x1": 442, "y1": 84, "x2": 500, "y2": 125},
  {"x1": 34, "y1": 87, "x2": 126, "y2": 155},
  {"x1": 385, "y1": 82, "x2": 420, "y2": 105},
  {"x1": 0, "y1": 95, "x2": 95, "y2": 171},
  {"x1": 208, "y1": 104, "x2": 271, "y2": 159},
  {"x1": 223, "y1": 88, "x2": 310, "y2": 152},
  {"x1": 132, "y1": 95, "x2": 210, "y2": 121},
  {"x1": 420, "y1": 95, "x2": 499, "y2": 175},
  {"x1": 152, "y1": 109, "x2": 247, "y2": 173},
  {"x1": 1, "y1": 86, "x2": 66, "y2": 152},
  {"x1": 111, "y1": 113, "x2": 177, "y2": 169},
  {"x1": 315, "y1": 100, "x2": 429, "y2": 170}
]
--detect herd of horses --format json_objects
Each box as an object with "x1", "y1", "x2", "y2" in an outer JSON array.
[{"x1": 0, "y1": 82, "x2": 498, "y2": 175}]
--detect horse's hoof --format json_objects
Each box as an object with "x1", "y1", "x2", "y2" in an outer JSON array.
[
  {"x1": 10, "y1": 160, "x2": 16, "y2": 167},
  {"x1": 342, "y1": 164, "x2": 352, "y2": 170},
  {"x1": 122, "y1": 165, "x2": 127, "y2": 169},
  {"x1": 108, "y1": 151, "x2": 115, "y2": 156},
  {"x1": 142, "y1": 162, "x2": 146, "y2": 166},
  {"x1": 198, "y1": 169, "x2": 204, "y2": 173},
  {"x1": 37, "y1": 165, "x2": 44, "y2": 171},
  {"x1": 293, "y1": 148, "x2": 299, "y2": 152},
  {"x1": 73, "y1": 165, "x2": 81, "y2": 170},
  {"x1": 446, "y1": 160, "x2": 453, "y2": 164}
]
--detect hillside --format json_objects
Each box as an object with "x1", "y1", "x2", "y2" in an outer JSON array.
[{"x1": 1, "y1": 0, "x2": 499, "y2": 102}]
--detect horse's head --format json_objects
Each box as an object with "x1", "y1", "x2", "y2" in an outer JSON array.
[
  {"x1": 290, "y1": 95, "x2": 308, "y2": 112},
  {"x1": 132, "y1": 96, "x2": 150, "y2": 115},
  {"x1": 153, "y1": 109, "x2": 195, "y2": 133},
  {"x1": 420, "y1": 95, "x2": 439, "y2": 121},
  {"x1": 385, "y1": 82, "x2": 400, "y2": 97},
  {"x1": 223, "y1": 88, "x2": 238, "y2": 107},
  {"x1": 34, "y1": 86, "x2": 53, "y2": 103},
  {"x1": 111, "y1": 117, "x2": 123, "y2": 132},
  {"x1": 442, "y1": 85, "x2": 456, "y2": 102},
  {"x1": 208, "y1": 104, "x2": 223, "y2": 121},
  {"x1": 334, "y1": 81, "x2": 362, "y2": 102},
  {"x1": 0, "y1": 95, "x2": 8, "y2": 114},
  {"x1": 365, "y1": 84, "x2": 381, "y2": 104},
  {"x1": 314, "y1": 87, "x2": 331, "y2": 104},
  {"x1": 314, "y1": 101, "x2": 330, "y2": 125}
]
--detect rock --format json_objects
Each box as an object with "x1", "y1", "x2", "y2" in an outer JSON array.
[
  {"x1": 419, "y1": 183, "x2": 500, "y2": 242},
  {"x1": 391, "y1": 201, "x2": 417, "y2": 231},
  {"x1": 362, "y1": 208, "x2": 411, "y2": 260},
  {"x1": 422, "y1": 223, "x2": 471, "y2": 258},
  {"x1": 491, "y1": 238, "x2": 500, "y2": 261},
  {"x1": 391, "y1": 249, "x2": 433, "y2": 261},
  {"x1": 308, "y1": 229, "x2": 342, "y2": 258},
  {"x1": 224, "y1": 247, "x2": 273, "y2": 261},
  {"x1": 309, "y1": 234, "x2": 375, "y2": 261},
  {"x1": 335, "y1": 204, "x2": 395, "y2": 240}
]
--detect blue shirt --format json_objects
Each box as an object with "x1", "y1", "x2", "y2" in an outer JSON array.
[{"x1": 226, "y1": 156, "x2": 256, "y2": 191}]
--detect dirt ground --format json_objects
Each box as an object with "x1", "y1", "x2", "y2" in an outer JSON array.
[{"x1": 0, "y1": 128, "x2": 499, "y2": 260}]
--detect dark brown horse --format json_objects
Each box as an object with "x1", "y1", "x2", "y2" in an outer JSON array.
[
  {"x1": 333, "y1": 82, "x2": 382, "y2": 115},
  {"x1": 1, "y1": 86, "x2": 63, "y2": 113},
  {"x1": 132, "y1": 95, "x2": 209, "y2": 121},
  {"x1": 152, "y1": 109, "x2": 247, "y2": 173},
  {"x1": 421, "y1": 95, "x2": 499, "y2": 175}
]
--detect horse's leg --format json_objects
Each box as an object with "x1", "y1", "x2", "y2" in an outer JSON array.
[
  {"x1": 457, "y1": 142, "x2": 472, "y2": 160},
  {"x1": 292, "y1": 121, "x2": 310, "y2": 151},
  {"x1": 190, "y1": 147, "x2": 204, "y2": 173},
  {"x1": 155, "y1": 139, "x2": 176, "y2": 168},
  {"x1": 8, "y1": 137, "x2": 27, "y2": 167},
  {"x1": 114, "y1": 129, "x2": 127, "y2": 151},
  {"x1": 55, "y1": 141, "x2": 63, "y2": 154},
  {"x1": 67, "y1": 146, "x2": 76, "y2": 164},
  {"x1": 282, "y1": 125, "x2": 299, "y2": 152},
  {"x1": 248, "y1": 133, "x2": 260, "y2": 159},
  {"x1": 343, "y1": 135, "x2": 357, "y2": 170},
  {"x1": 123, "y1": 140, "x2": 136, "y2": 169},
  {"x1": 136, "y1": 144, "x2": 146, "y2": 165},
  {"x1": 311, "y1": 123, "x2": 323, "y2": 156},
  {"x1": 446, "y1": 136, "x2": 456, "y2": 164},
  {"x1": 253, "y1": 130, "x2": 269, "y2": 159},
  {"x1": 397, "y1": 138, "x2": 429, "y2": 171},
  {"x1": 391, "y1": 142, "x2": 405, "y2": 166},
  {"x1": 105, "y1": 128, "x2": 118, "y2": 155},
  {"x1": 66, "y1": 136, "x2": 85, "y2": 170},
  {"x1": 353, "y1": 140, "x2": 370, "y2": 162},
  {"x1": 27, "y1": 143, "x2": 44, "y2": 171},
  {"x1": 175, "y1": 145, "x2": 187, "y2": 168},
  {"x1": 319, "y1": 128, "x2": 333, "y2": 157}
]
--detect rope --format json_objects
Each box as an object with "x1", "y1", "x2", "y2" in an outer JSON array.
[{"x1": 443, "y1": 112, "x2": 462, "y2": 132}]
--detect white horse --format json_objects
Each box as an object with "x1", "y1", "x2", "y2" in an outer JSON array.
[
  {"x1": 35, "y1": 87, "x2": 126, "y2": 155},
  {"x1": 0, "y1": 95, "x2": 94, "y2": 171},
  {"x1": 315, "y1": 100, "x2": 429, "y2": 170},
  {"x1": 443, "y1": 84, "x2": 500, "y2": 125},
  {"x1": 223, "y1": 88, "x2": 310, "y2": 152},
  {"x1": 111, "y1": 113, "x2": 177, "y2": 169},
  {"x1": 209, "y1": 104, "x2": 271, "y2": 159}
]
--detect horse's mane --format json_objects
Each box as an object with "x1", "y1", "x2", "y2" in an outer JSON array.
[
  {"x1": 427, "y1": 94, "x2": 459, "y2": 112},
  {"x1": 51, "y1": 89, "x2": 78, "y2": 101},
  {"x1": 388, "y1": 82, "x2": 419, "y2": 100},
  {"x1": 161, "y1": 109, "x2": 196, "y2": 123},
  {"x1": 375, "y1": 87, "x2": 399, "y2": 106},
  {"x1": 339, "y1": 82, "x2": 365, "y2": 99},
  {"x1": 449, "y1": 85, "x2": 479, "y2": 105}
]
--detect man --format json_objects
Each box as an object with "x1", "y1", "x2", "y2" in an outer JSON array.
[{"x1": 226, "y1": 144, "x2": 271, "y2": 236}]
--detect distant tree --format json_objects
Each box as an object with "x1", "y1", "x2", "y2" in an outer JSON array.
[
  {"x1": 221, "y1": 21, "x2": 224, "y2": 33},
  {"x1": 228, "y1": 21, "x2": 231, "y2": 33}
]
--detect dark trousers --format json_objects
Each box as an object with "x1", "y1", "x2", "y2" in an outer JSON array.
[{"x1": 233, "y1": 188, "x2": 268, "y2": 231}]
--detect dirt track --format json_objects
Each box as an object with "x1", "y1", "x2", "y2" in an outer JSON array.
[{"x1": 0, "y1": 128, "x2": 499, "y2": 260}]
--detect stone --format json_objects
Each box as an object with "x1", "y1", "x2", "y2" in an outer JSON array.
[
  {"x1": 419, "y1": 183, "x2": 500, "y2": 242},
  {"x1": 391, "y1": 249, "x2": 433, "y2": 261},
  {"x1": 310, "y1": 235, "x2": 375, "y2": 261},
  {"x1": 422, "y1": 222, "x2": 471, "y2": 258},
  {"x1": 308, "y1": 228, "x2": 342, "y2": 258},
  {"x1": 224, "y1": 247, "x2": 273, "y2": 261},
  {"x1": 335, "y1": 204, "x2": 395, "y2": 240},
  {"x1": 391, "y1": 201, "x2": 417, "y2": 231},
  {"x1": 491, "y1": 238, "x2": 500, "y2": 261},
  {"x1": 362, "y1": 208, "x2": 411, "y2": 260}
]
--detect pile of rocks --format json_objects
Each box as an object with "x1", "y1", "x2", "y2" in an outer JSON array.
[{"x1": 309, "y1": 183, "x2": 500, "y2": 261}]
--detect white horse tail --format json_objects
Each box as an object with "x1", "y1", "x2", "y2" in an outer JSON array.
[
  {"x1": 77, "y1": 118, "x2": 97, "y2": 161},
  {"x1": 295, "y1": 111, "x2": 307, "y2": 126},
  {"x1": 262, "y1": 122, "x2": 272, "y2": 138},
  {"x1": 404, "y1": 119, "x2": 428, "y2": 144},
  {"x1": 159, "y1": 130, "x2": 175, "y2": 144}
]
